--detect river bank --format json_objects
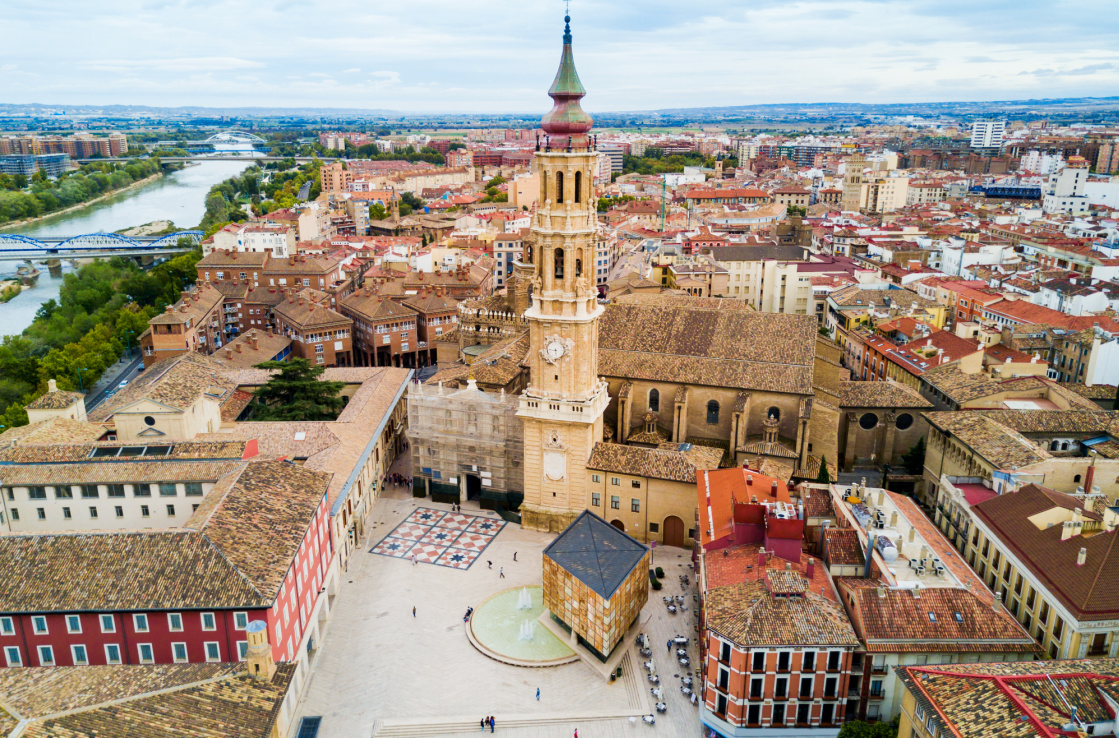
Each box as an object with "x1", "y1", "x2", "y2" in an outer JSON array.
[{"x1": 0, "y1": 172, "x2": 166, "y2": 232}]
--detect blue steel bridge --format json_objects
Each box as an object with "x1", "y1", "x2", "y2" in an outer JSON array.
[{"x1": 0, "y1": 231, "x2": 203, "y2": 261}]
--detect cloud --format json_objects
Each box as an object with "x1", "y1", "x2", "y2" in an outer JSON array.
[
  {"x1": 79, "y1": 57, "x2": 266, "y2": 73},
  {"x1": 3, "y1": 0, "x2": 1118, "y2": 111}
]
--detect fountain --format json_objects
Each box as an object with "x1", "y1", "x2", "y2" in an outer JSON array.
[{"x1": 468, "y1": 585, "x2": 575, "y2": 665}]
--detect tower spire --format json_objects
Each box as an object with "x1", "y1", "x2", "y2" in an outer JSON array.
[{"x1": 541, "y1": 13, "x2": 593, "y2": 150}]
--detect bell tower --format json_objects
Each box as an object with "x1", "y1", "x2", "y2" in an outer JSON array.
[{"x1": 518, "y1": 15, "x2": 609, "y2": 532}]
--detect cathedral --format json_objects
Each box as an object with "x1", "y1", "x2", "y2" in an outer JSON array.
[{"x1": 410, "y1": 17, "x2": 926, "y2": 541}]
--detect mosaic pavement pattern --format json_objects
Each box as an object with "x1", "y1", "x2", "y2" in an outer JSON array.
[{"x1": 370, "y1": 508, "x2": 506, "y2": 569}]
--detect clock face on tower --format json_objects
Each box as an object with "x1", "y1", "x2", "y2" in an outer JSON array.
[{"x1": 540, "y1": 335, "x2": 572, "y2": 365}]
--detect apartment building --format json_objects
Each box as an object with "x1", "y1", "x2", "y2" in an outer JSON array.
[
  {"x1": 139, "y1": 283, "x2": 227, "y2": 368},
  {"x1": 938, "y1": 481, "x2": 1119, "y2": 661},
  {"x1": 340, "y1": 291, "x2": 420, "y2": 368},
  {"x1": 271, "y1": 291, "x2": 353, "y2": 367},
  {"x1": 710, "y1": 244, "x2": 814, "y2": 314}
]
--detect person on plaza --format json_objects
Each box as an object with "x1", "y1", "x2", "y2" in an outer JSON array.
[
  {"x1": 480, "y1": 718, "x2": 485, "y2": 732},
  {"x1": 489, "y1": 716, "x2": 495, "y2": 733},
  {"x1": 499, "y1": 567, "x2": 505, "y2": 579},
  {"x1": 513, "y1": 551, "x2": 518, "y2": 562},
  {"x1": 536, "y1": 687, "x2": 540, "y2": 701},
  {"x1": 412, "y1": 606, "x2": 416, "y2": 617},
  {"x1": 487, "y1": 560, "x2": 492, "y2": 569}
]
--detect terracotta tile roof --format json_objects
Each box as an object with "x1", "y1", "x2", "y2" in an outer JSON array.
[
  {"x1": 839, "y1": 583, "x2": 1037, "y2": 653},
  {"x1": 829, "y1": 285, "x2": 938, "y2": 310},
  {"x1": 261, "y1": 254, "x2": 341, "y2": 276},
  {"x1": 0, "y1": 419, "x2": 105, "y2": 449},
  {"x1": 149, "y1": 283, "x2": 224, "y2": 326},
  {"x1": 839, "y1": 380, "x2": 933, "y2": 408},
  {"x1": 822, "y1": 527, "x2": 863, "y2": 566},
  {"x1": 211, "y1": 331, "x2": 293, "y2": 370},
  {"x1": 586, "y1": 442, "x2": 723, "y2": 483},
  {"x1": 273, "y1": 295, "x2": 351, "y2": 329},
  {"x1": 0, "y1": 461, "x2": 329, "y2": 612},
  {"x1": 600, "y1": 295, "x2": 817, "y2": 395},
  {"x1": 704, "y1": 577, "x2": 858, "y2": 648},
  {"x1": 972, "y1": 484, "x2": 1119, "y2": 620},
  {"x1": 0, "y1": 662, "x2": 295, "y2": 737},
  {"x1": 25, "y1": 389, "x2": 85, "y2": 411},
  {"x1": 196, "y1": 250, "x2": 270, "y2": 269},
  {"x1": 1059, "y1": 382, "x2": 1118, "y2": 400},
  {"x1": 89, "y1": 353, "x2": 240, "y2": 422},
  {"x1": 425, "y1": 334, "x2": 529, "y2": 389},
  {"x1": 804, "y1": 487, "x2": 835, "y2": 520},
  {"x1": 0, "y1": 459, "x2": 245, "y2": 486},
  {"x1": 896, "y1": 658, "x2": 1119, "y2": 738},
  {"x1": 402, "y1": 291, "x2": 458, "y2": 314},
  {"x1": 0, "y1": 440, "x2": 246, "y2": 465},
  {"x1": 926, "y1": 411, "x2": 1052, "y2": 470},
  {"x1": 196, "y1": 423, "x2": 338, "y2": 461},
  {"x1": 341, "y1": 292, "x2": 419, "y2": 322}
]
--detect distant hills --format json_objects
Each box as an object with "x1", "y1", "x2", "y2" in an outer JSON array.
[{"x1": 2, "y1": 96, "x2": 1118, "y2": 123}]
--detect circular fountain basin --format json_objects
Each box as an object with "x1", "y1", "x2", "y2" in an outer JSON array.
[{"x1": 468, "y1": 586, "x2": 576, "y2": 666}]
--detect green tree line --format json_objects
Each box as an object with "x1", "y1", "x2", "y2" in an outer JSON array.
[
  {"x1": 0, "y1": 158, "x2": 165, "y2": 224},
  {"x1": 349, "y1": 144, "x2": 445, "y2": 165},
  {"x1": 0, "y1": 245, "x2": 203, "y2": 430}
]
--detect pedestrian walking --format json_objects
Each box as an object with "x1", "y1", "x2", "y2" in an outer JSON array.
[
  {"x1": 412, "y1": 606, "x2": 416, "y2": 617},
  {"x1": 412, "y1": 555, "x2": 417, "y2": 566},
  {"x1": 499, "y1": 567, "x2": 505, "y2": 579},
  {"x1": 513, "y1": 551, "x2": 518, "y2": 562},
  {"x1": 487, "y1": 560, "x2": 492, "y2": 569},
  {"x1": 667, "y1": 639, "x2": 672, "y2": 653},
  {"x1": 574, "y1": 730, "x2": 578, "y2": 738},
  {"x1": 536, "y1": 687, "x2": 540, "y2": 701}
]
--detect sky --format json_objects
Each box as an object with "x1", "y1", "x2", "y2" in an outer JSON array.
[{"x1": 3, "y1": 0, "x2": 1119, "y2": 113}]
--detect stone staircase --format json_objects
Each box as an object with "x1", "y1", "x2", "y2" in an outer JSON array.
[{"x1": 372, "y1": 710, "x2": 647, "y2": 737}]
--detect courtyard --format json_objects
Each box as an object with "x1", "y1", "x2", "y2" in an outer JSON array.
[{"x1": 296, "y1": 453, "x2": 704, "y2": 738}]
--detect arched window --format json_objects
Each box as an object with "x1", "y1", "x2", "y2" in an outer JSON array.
[
  {"x1": 541, "y1": 172, "x2": 547, "y2": 203},
  {"x1": 574, "y1": 171, "x2": 582, "y2": 203},
  {"x1": 554, "y1": 248, "x2": 564, "y2": 280},
  {"x1": 1050, "y1": 440, "x2": 1060, "y2": 451},
  {"x1": 648, "y1": 389, "x2": 660, "y2": 412},
  {"x1": 1074, "y1": 474, "x2": 1082, "y2": 483},
  {"x1": 525, "y1": 244, "x2": 533, "y2": 263},
  {"x1": 576, "y1": 258, "x2": 582, "y2": 277},
  {"x1": 1061, "y1": 442, "x2": 1069, "y2": 451},
  {"x1": 556, "y1": 171, "x2": 565, "y2": 203},
  {"x1": 767, "y1": 407, "x2": 781, "y2": 422},
  {"x1": 707, "y1": 400, "x2": 720, "y2": 425}
]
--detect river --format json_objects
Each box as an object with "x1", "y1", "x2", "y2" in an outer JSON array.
[{"x1": 0, "y1": 156, "x2": 257, "y2": 337}]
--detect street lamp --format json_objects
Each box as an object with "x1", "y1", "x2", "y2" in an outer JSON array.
[
  {"x1": 77, "y1": 368, "x2": 88, "y2": 393},
  {"x1": 126, "y1": 330, "x2": 135, "y2": 357}
]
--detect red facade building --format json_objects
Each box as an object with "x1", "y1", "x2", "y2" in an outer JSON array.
[{"x1": 0, "y1": 461, "x2": 333, "y2": 669}]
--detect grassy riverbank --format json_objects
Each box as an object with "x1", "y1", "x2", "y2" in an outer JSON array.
[{"x1": 0, "y1": 171, "x2": 164, "y2": 231}]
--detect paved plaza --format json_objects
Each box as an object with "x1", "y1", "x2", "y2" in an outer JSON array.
[
  {"x1": 297, "y1": 452, "x2": 704, "y2": 738},
  {"x1": 371, "y1": 507, "x2": 507, "y2": 569}
]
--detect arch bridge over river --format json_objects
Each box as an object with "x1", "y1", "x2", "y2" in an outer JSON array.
[{"x1": 0, "y1": 231, "x2": 202, "y2": 261}]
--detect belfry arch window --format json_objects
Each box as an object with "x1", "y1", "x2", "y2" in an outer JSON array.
[
  {"x1": 540, "y1": 172, "x2": 548, "y2": 203},
  {"x1": 576, "y1": 258, "x2": 583, "y2": 277},
  {"x1": 707, "y1": 401, "x2": 720, "y2": 425},
  {"x1": 648, "y1": 389, "x2": 660, "y2": 412},
  {"x1": 554, "y1": 248, "x2": 564, "y2": 280},
  {"x1": 556, "y1": 172, "x2": 565, "y2": 203},
  {"x1": 574, "y1": 171, "x2": 582, "y2": 203}
]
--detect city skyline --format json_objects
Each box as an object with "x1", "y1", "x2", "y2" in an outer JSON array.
[{"x1": 2, "y1": 0, "x2": 1118, "y2": 113}]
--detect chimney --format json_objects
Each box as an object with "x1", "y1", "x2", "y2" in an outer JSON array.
[
  {"x1": 48, "y1": 379, "x2": 57, "y2": 393},
  {"x1": 876, "y1": 586, "x2": 886, "y2": 598},
  {"x1": 225, "y1": 348, "x2": 232, "y2": 359},
  {"x1": 912, "y1": 583, "x2": 921, "y2": 598},
  {"x1": 890, "y1": 511, "x2": 898, "y2": 528},
  {"x1": 784, "y1": 561, "x2": 792, "y2": 571},
  {"x1": 235, "y1": 343, "x2": 242, "y2": 353},
  {"x1": 250, "y1": 335, "x2": 258, "y2": 350},
  {"x1": 806, "y1": 558, "x2": 816, "y2": 580},
  {"x1": 746, "y1": 474, "x2": 753, "y2": 487},
  {"x1": 1077, "y1": 547, "x2": 1088, "y2": 566},
  {"x1": 757, "y1": 547, "x2": 767, "y2": 568},
  {"x1": 245, "y1": 621, "x2": 276, "y2": 681},
  {"x1": 771, "y1": 480, "x2": 778, "y2": 494}
]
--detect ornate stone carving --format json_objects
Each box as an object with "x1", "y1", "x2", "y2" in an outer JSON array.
[{"x1": 539, "y1": 334, "x2": 574, "y2": 365}]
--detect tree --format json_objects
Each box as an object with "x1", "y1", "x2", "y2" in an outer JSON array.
[
  {"x1": 369, "y1": 203, "x2": 389, "y2": 220},
  {"x1": 900, "y1": 437, "x2": 926, "y2": 475},
  {"x1": 250, "y1": 358, "x2": 345, "y2": 421},
  {"x1": 816, "y1": 456, "x2": 831, "y2": 484},
  {"x1": 485, "y1": 176, "x2": 506, "y2": 188},
  {"x1": 837, "y1": 717, "x2": 899, "y2": 738}
]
